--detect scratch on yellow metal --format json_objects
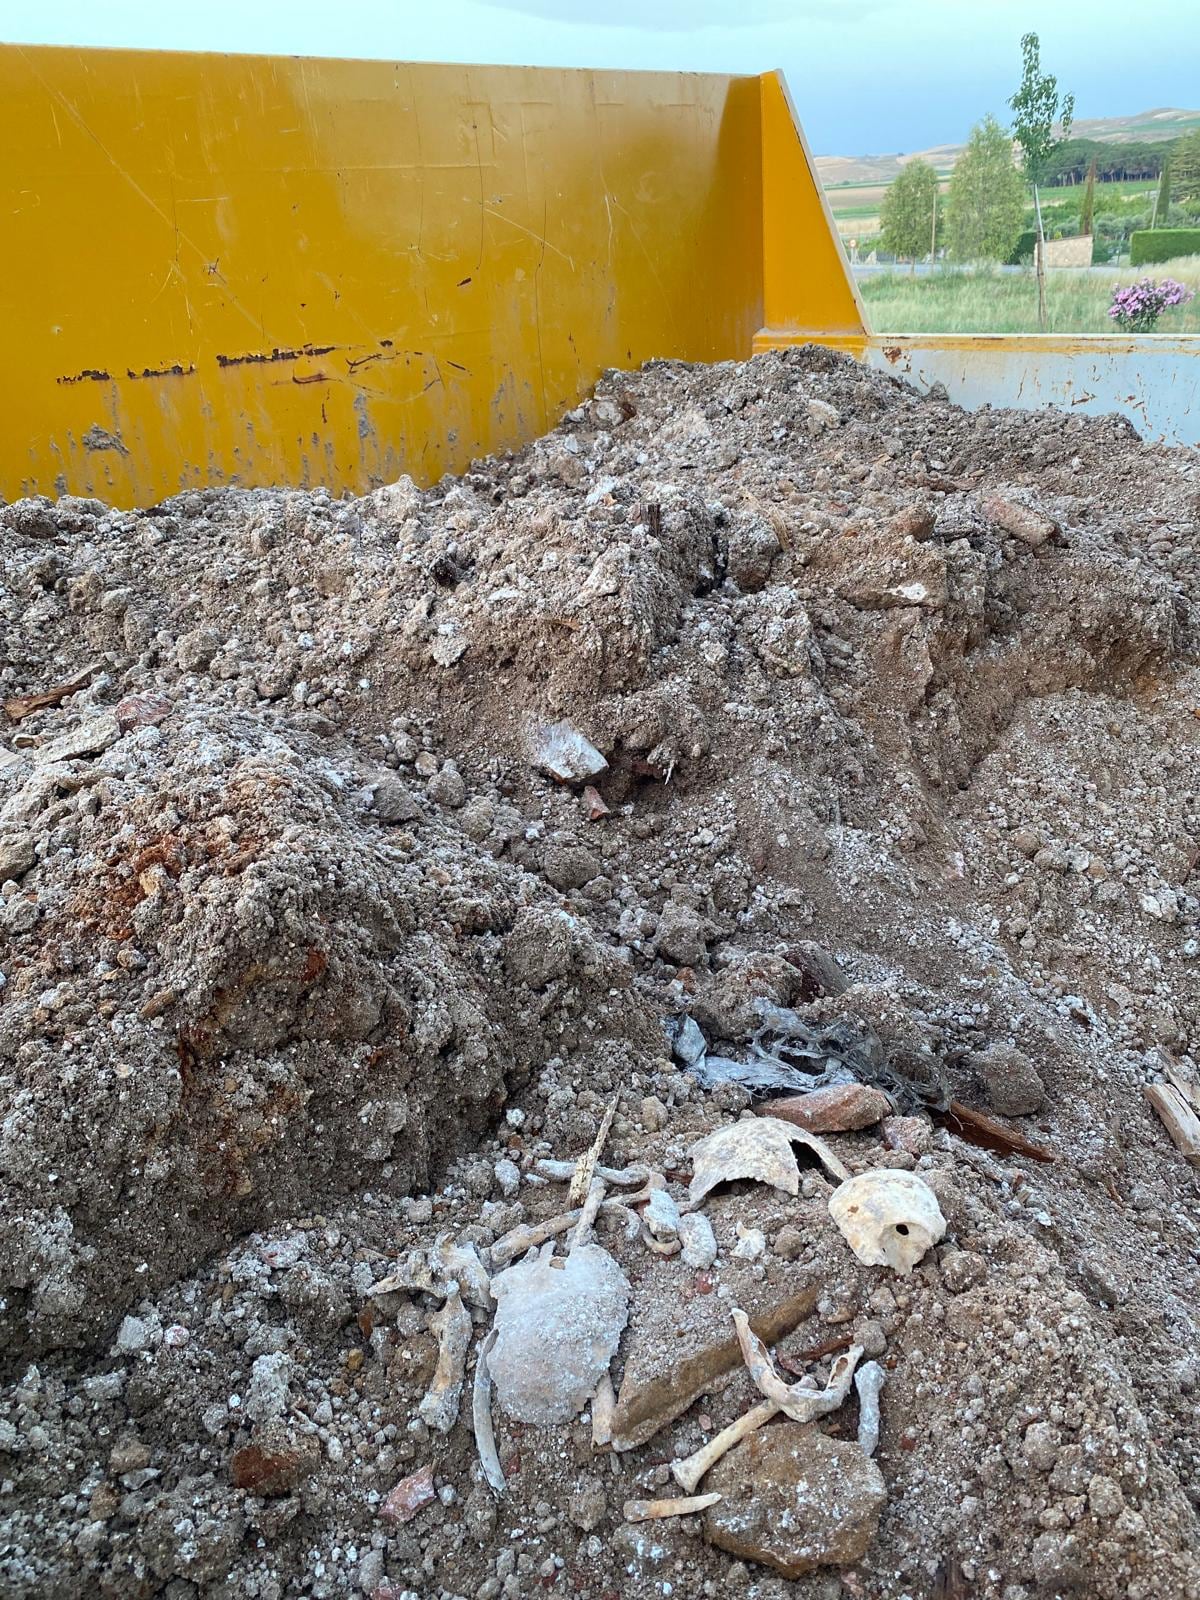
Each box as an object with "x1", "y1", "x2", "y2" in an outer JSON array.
[{"x1": 1, "y1": 46, "x2": 870, "y2": 507}]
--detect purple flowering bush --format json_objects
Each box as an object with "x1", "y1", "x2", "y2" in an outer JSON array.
[{"x1": 1108, "y1": 277, "x2": 1195, "y2": 333}]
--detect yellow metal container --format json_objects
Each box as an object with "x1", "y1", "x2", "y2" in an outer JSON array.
[{"x1": 0, "y1": 46, "x2": 863, "y2": 506}]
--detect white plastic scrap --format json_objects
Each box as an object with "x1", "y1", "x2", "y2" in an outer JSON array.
[
  {"x1": 488, "y1": 1241, "x2": 630, "y2": 1425},
  {"x1": 828, "y1": 1168, "x2": 946, "y2": 1275},
  {"x1": 688, "y1": 1116, "x2": 848, "y2": 1206}
]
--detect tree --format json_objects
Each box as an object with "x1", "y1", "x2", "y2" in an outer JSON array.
[
  {"x1": 945, "y1": 115, "x2": 1026, "y2": 263},
  {"x1": 1079, "y1": 155, "x2": 1096, "y2": 236},
  {"x1": 1008, "y1": 32, "x2": 1075, "y2": 329},
  {"x1": 1174, "y1": 130, "x2": 1200, "y2": 204},
  {"x1": 880, "y1": 158, "x2": 939, "y2": 269},
  {"x1": 1154, "y1": 160, "x2": 1171, "y2": 227}
]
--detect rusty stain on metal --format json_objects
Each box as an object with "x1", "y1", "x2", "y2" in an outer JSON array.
[
  {"x1": 127, "y1": 363, "x2": 196, "y2": 380},
  {"x1": 215, "y1": 344, "x2": 339, "y2": 369},
  {"x1": 56, "y1": 369, "x2": 112, "y2": 385}
]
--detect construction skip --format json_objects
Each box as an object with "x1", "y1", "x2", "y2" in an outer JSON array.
[{"x1": 2, "y1": 44, "x2": 1194, "y2": 508}]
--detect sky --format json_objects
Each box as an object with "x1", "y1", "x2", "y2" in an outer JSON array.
[{"x1": 1, "y1": 0, "x2": 1197, "y2": 156}]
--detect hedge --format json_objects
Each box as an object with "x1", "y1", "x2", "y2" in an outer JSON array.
[
  {"x1": 1130, "y1": 228, "x2": 1200, "y2": 266},
  {"x1": 1005, "y1": 229, "x2": 1037, "y2": 266}
]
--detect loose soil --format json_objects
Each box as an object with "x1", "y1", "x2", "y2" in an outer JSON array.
[{"x1": 2, "y1": 347, "x2": 1199, "y2": 1600}]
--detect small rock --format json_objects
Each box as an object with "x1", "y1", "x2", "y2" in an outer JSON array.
[
  {"x1": 640, "y1": 1096, "x2": 668, "y2": 1132},
  {"x1": 230, "y1": 1423, "x2": 321, "y2": 1496},
  {"x1": 543, "y1": 841, "x2": 601, "y2": 891},
  {"x1": 940, "y1": 1250, "x2": 986, "y2": 1294},
  {"x1": 655, "y1": 902, "x2": 711, "y2": 968},
  {"x1": 568, "y1": 1474, "x2": 608, "y2": 1532},
  {"x1": 175, "y1": 627, "x2": 222, "y2": 671},
  {"x1": 973, "y1": 1043, "x2": 1045, "y2": 1116},
  {"x1": 807, "y1": 399, "x2": 841, "y2": 433},
  {"x1": 582, "y1": 785, "x2": 610, "y2": 821},
  {"x1": 881, "y1": 1115, "x2": 932, "y2": 1156},
  {"x1": 114, "y1": 692, "x2": 172, "y2": 732},
  {"x1": 427, "y1": 763, "x2": 466, "y2": 808},
  {"x1": 108, "y1": 1437, "x2": 152, "y2": 1476},
  {"x1": 731, "y1": 1225, "x2": 766, "y2": 1261},
  {"x1": 855, "y1": 1319, "x2": 887, "y2": 1358},
  {"x1": 381, "y1": 1463, "x2": 437, "y2": 1525},
  {"x1": 1022, "y1": 1420, "x2": 1060, "y2": 1473},
  {"x1": 758, "y1": 1083, "x2": 891, "y2": 1134},
  {"x1": 726, "y1": 521, "x2": 781, "y2": 593},
  {"x1": 889, "y1": 504, "x2": 937, "y2": 541},
  {"x1": 0, "y1": 833, "x2": 35, "y2": 882},
  {"x1": 414, "y1": 750, "x2": 439, "y2": 778},
  {"x1": 1087, "y1": 1474, "x2": 1124, "y2": 1519},
  {"x1": 494, "y1": 1158, "x2": 521, "y2": 1197},
  {"x1": 678, "y1": 1212, "x2": 717, "y2": 1269},
  {"x1": 371, "y1": 776, "x2": 420, "y2": 823},
  {"x1": 530, "y1": 719, "x2": 608, "y2": 785},
  {"x1": 704, "y1": 1425, "x2": 886, "y2": 1577},
  {"x1": 115, "y1": 1315, "x2": 155, "y2": 1354},
  {"x1": 38, "y1": 713, "x2": 121, "y2": 765},
  {"x1": 771, "y1": 1224, "x2": 805, "y2": 1261}
]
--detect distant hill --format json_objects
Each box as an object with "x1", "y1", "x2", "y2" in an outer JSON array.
[{"x1": 816, "y1": 108, "x2": 1200, "y2": 189}]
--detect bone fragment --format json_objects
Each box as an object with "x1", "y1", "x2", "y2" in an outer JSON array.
[
  {"x1": 418, "y1": 1285, "x2": 472, "y2": 1432},
  {"x1": 732, "y1": 1308, "x2": 862, "y2": 1423},
  {"x1": 623, "y1": 1493, "x2": 722, "y2": 1522},
  {"x1": 670, "y1": 1398, "x2": 778, "y2": 1494},
  {"x1": 570, "y1": 1094, "x2": 619, "y2": 1205},
  {"x1": 570, "y1": 1177, "x2": 608, "y2": 1253},
  {"x1": 471, "y1": 1328, "x2": 506, "y2": 1495},
  {"x1": 591, "y1": 1372, "x2": 616, "y2": 1448},
  {"x1": 854, "y1": 1360, "x2": 886, "y2": 1457},
  {"x1": 492, "y1": 1180, "x2": 667, "y2": 1267},
  {"x1": 1145, "y1": 1082, "x2": 1200, "y2": 1166},
  {"x1": 534, "y1": 1159, "x2": 651, "y2": 1187}
]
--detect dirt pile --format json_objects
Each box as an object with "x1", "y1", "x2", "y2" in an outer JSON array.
[{"x1": 2, "y1": 347, "x2": 1200, "y2": 1599}]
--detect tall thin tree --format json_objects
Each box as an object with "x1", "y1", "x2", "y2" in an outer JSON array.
[
  {"x1": 1079, "y1": 155, "x2": 1097, "y2": 237},
  {"x1": 1008, "y1": 33, "x2": 1075, "y2": 331}
]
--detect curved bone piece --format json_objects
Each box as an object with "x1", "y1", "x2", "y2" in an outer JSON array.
[
  {"x1": 732, "y1": 1308, "x2": 862, "y2": 1423},
  {"x1": 472, "y1": 1328, "x2": 506, "y2": 1495},
  {"x1": 688, "y1": 1117, "x2": 848, "y2": 1207},
  {"x1": 828, "y1": 1168, "x2": 946, "y2": 1274},
  {"x1": 418, "y1": 1285, "x2": 473, "y2": 1433}
]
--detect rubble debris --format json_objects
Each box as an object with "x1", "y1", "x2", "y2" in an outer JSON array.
[
  {"x1": 758, "y1": 1082, "x2": 892, "y2": 1133},
  {"x1": 829, "y1": 1169, "x2": 947, "y2": 1274},
  {"x1": 489, "y1": 1240, "x2": 629, "y2": 1424},
  {"x1": 529, "y1": 718, "x2": 609, "y2": 784},
  {"x1": 666, "y1": 1013, "x2": 707, "y2": 1067},
  {"x1": 688, "y1": 1116, "x2": 848, "y2": 1206},
  {"x1": 36, "y1": 711, "x2": 121, "y2": 764},
  {"x1": 623, "y1": 1493, "x2": 722, "y2": 1522},
  {"x1": 855, "y1": 1359, "x2": 886, "y2": 1457},
  {"x1": 381, "y1": 1464, "x2": 437, "y2": 1526},
  {"x1": 418, "y1": 1286, "x2": 473, "y2": 1433},
  {"x1": 703, "y1": 1426, "x2": 888, "y2": 1577}
]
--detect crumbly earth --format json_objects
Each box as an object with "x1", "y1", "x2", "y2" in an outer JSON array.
[{"x1": 2, "y1": 347, "x2": 1200, "y2": 1599}]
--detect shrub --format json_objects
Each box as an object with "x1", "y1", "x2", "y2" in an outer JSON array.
[
  {"x1": 1005, "y1": 228, "x2": 1038, "y2": 265},
  {"x1": 1130, "y1": 228, "x2": 1200, "y2": 265},
  {"x1": 1108, "y1": 277, "x2": 1195, "y2": 332}
]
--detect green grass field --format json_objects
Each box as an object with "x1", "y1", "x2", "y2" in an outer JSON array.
[{"x1": 857, "y1": 260, "x2": 1200, "y2": 334}]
